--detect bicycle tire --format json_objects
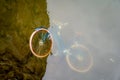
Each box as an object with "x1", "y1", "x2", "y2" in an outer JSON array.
[{"x1": 29, "y1": 28, "x2": 53, "y2": 58}]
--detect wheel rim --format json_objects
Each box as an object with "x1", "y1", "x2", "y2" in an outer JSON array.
[
  {"x1": 29, "y1": 28, "x2": 53, "y2": 58},
  {"x1": 66, "y1": 44, "x2": 93, "y2": 72}
]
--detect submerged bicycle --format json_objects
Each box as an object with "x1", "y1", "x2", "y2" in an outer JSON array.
[
  {"x1": 29, "y1": 26, "x2": 93, "y2": 72},
  {"x1": 29, "y1": 27, "x2": 53, "y2": 58}
]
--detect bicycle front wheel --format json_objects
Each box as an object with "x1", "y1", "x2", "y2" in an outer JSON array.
[{"x1": 66, "y1": 44, "x2": 93, "y2": 72}]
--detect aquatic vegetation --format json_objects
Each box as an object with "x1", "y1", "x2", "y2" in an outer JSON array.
[{"x1": 0, "y1": 0, "x2": 49, "y2": 79}]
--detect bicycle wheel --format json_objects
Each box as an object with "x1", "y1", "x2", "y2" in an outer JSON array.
[
  {"x1": 66, "y1": 44, "x2": 93, "y2": 72},
  {"x1": 29, "y1": 28, "x2": 53, "y2": 58}
]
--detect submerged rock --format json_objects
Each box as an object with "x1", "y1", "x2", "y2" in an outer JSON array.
[{"x1": 0, "y1": 0, "x2": 49, "y2": 80}]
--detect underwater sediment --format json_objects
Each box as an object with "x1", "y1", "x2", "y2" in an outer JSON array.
[{"x1": 0, "y1": 0, "x2": 49, "y2": 79}]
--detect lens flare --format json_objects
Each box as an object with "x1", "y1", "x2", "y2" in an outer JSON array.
[
  {"x1": 66, "y1": 44, "x2": 93, "y2": 73},
  {"x1": 29, "y1": 28, "x2": 53, "y2": 58}
]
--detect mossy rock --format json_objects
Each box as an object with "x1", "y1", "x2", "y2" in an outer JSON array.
[{"x1": 0, "y1": 0, "x2": 49, "y2": 80}]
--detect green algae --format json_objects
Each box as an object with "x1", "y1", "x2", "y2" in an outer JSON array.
[{"x1": 0, "y1": 0, "x2": 49, "y2": 79}]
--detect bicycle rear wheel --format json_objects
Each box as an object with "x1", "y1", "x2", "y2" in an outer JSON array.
[{"x1": 29, "y1": 28, "x2": 53, "y2": 58}]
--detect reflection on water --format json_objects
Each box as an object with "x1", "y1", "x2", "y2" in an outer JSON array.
[{"x1": 48, "y1": 20, "x2": 93, "y2": 72}]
